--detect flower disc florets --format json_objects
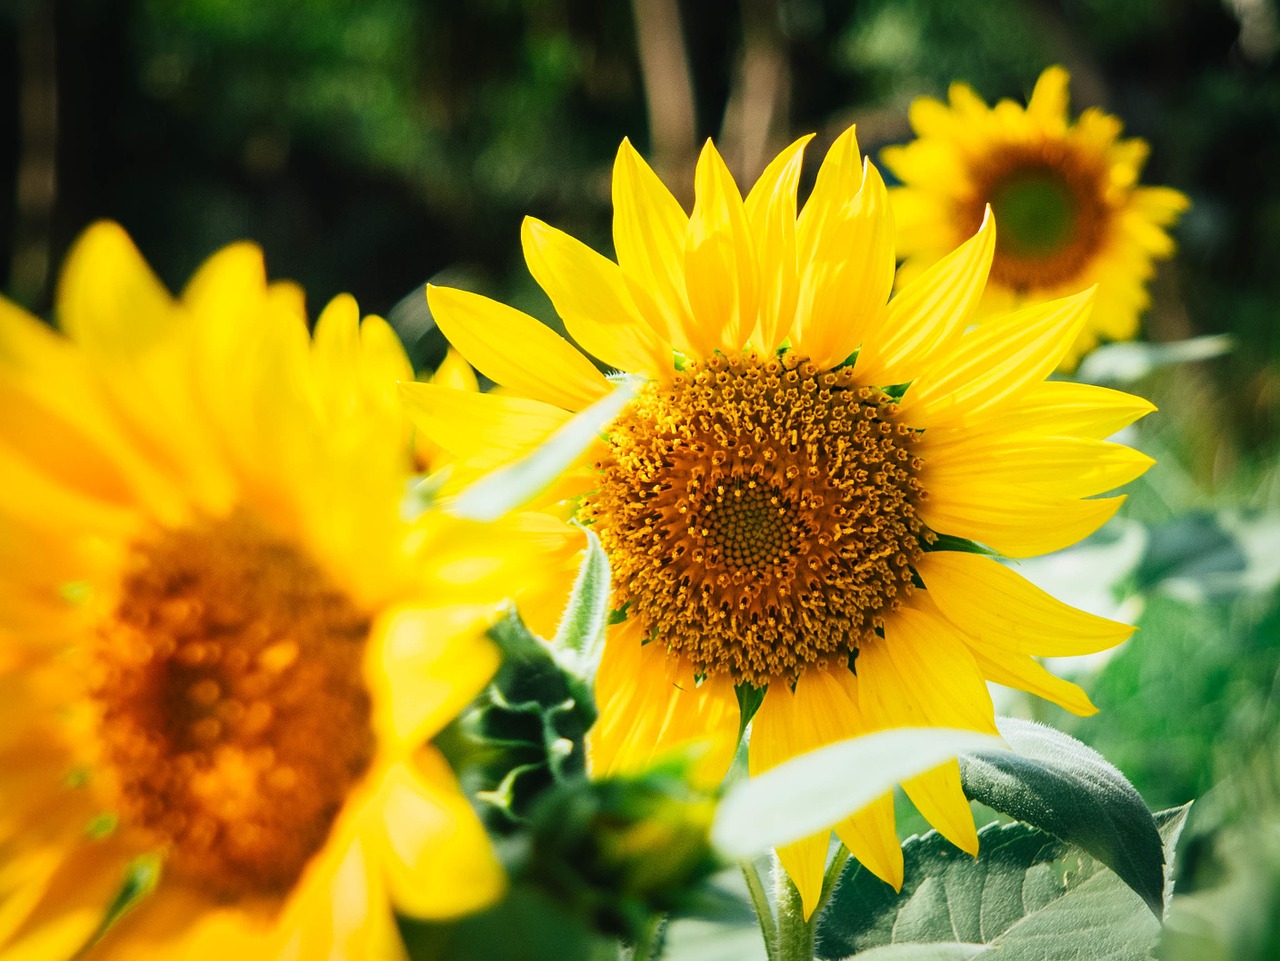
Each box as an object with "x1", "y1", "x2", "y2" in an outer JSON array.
[
  {"x1": 93, "y1": 510, "x2": 375, "y2": 898},
  {"x1": 584, "y1": 350, "x2": 931, "y2": 687}
]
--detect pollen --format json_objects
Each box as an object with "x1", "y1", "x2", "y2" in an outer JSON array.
[
  {"x1": 961, "y1": 140, "x2": 1110, "y2": 291},
  {"x1": 91, "y1": 509, "x2": 375, "y2": 899},
  {"x1": 583, "y1": 350, "x2": 930, "y2": 687}
]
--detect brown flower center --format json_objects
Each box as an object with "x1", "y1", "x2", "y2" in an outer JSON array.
[
  {"x1": 584, "y1": 351, "x2": 930, "y2": 687},
  {"x1": 961, "y1": 141, "x2": 1111, "y2": 291},
  {"x1": 91, "y1": 509, "x2": 375, "y2": 899}
]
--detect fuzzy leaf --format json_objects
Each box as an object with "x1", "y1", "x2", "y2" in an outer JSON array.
[
  {"x1": 816, "y1": 807, "x2": 1191, "y2": 961},
  {"x1": 960, "y1": 717, "x2": 1167, "y2": 917}
]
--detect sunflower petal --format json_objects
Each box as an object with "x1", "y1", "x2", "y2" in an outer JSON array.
[
  {"x1": 684, "y1": 140, "x2": 759, "y2": 352},
  {"x1": 744, "y1": 134, "x2": 811, "y2": 351},
  {"x1": 612, "y1": 138, "x2": 696, "y2": 350},
  {"x1": 375, "y1": 753, "x2": 506, "y2": 918},
  {"x1": 856, "y1": 208, "x2": 995, "y2": 386},
  {"x1": 427, "y1": 285, "x2": 609, "y2": 412},
  {"x1": 917, "y1": 551, "x2": 1134, "y2": 657},
  {"x1": 899, "y1": 287, "x2": 1096, "y2": 428},
  {"x1": 522, "y1": 217, "x2": 670, "y2": 375}
]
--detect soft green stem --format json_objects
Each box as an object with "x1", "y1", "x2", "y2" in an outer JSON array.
[
  {"x1": 742, "y1": 860, "x2": 779, "y2": 961},
  {"x1": 629, "y1": 913, "x2": 664, "y2": 961},
  {"x1": 772, "y1": 844, "x2": 853, "y2": 961},
  {"x1": 773, "y1": 860, "x2": 816, "y2": 961}
]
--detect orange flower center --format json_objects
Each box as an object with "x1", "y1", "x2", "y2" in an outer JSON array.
[
  {"x1": 91, "y1": 510, "x2": 375, "y2": 899},
  {"x1": 962, "y1": 141, "x2": 1111, "y2": 291},
  {"x1": 584, "y1": 350, "x2": 930, "y2": 687}
]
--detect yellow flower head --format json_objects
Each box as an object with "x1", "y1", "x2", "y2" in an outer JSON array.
[
  {"x1": 882, "y1": 66, "x2": 1189, "y2": 367},
  {"x1": 406, "y1": 128, "x2": 1156, "y2": 918},
  {"x1": 0, "y1": 224, "x2": 517, "y2": 958}
]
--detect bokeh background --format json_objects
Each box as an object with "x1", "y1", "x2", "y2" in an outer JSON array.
[{"x1": 3, "y1": 1, "x2": 1279, "y2": 956}]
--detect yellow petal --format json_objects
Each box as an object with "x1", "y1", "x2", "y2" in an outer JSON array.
[
  {"x1": 431, "y1": 348, "x2": 480, "y2": 392},
  {"x1": 1026, "y1": 65, "x2": 1071, "y2": 127},
  {"x1": 521, "y1": 217, "x2": 669, "y2": 374},
  {"x1": 920, "y1": 432, "x2": 1155, "y2": 500},
  {"x1": 369, "y1": 605, "x2": 500, "y2": 750},
  {"x1": 797, "y1": 125, "x2": 863, "y2": 260},
  {"x1": 589, "y1": 620, "x2": 739, "y2": 789},
  {"x1": 427, "y1": 284, "x2": 609, "y2": 411},
  {"x1": 749, "y1": 669, "x2": 903, "y2": 905},
  {"x1": 55, "y1": 221, "x2": 176, "y2": 357},
  {"x1": 823, "y1": 670, "x2": 904, "y2": 890},
  {"x1": 375, "y1": 753, "x2": 506, "y2": 918},
  {"x1": 899, "y1": 287, "x2": 1095, "y2": 428},
  {"x1": 858, "y1": 603, "x2": 998, "y2": 735},
  {"x1": 400, "y1": 381, "x2": 570, "y2": 470},
  {"x1": 743, "y1": 134, "x2": 812, "y2": 351},
  {"x1": 612, "y1": 139, "x2": 697, "y2": 350},
  {"x1": 856, "y1": 208, "x2": 995, "y2": 386},
  {"x1": 991, "y1": 380, "x2": 1157, "y2": 439},
  {"x1": 796, "y1": 161, "x2": 895, "y2": 369},
  {"x1": 917, "y1": 551, "x2": 1134, "y2": 657},
  {"x1": 967, "y1": 644, "x2": 1099, "y2": 716},
  {"x1": 920, "y1": 487, "x2": 1125, "y2": 559},
  {"x1": 901, "y1": 761, "x2": 978, "y2": 857},
  {"x1": 684, "y1": 140, "x2": 759, "y2": 352}
]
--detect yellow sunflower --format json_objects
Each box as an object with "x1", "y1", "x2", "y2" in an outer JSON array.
[
  {"x1": 403, "y1": 129, "x2": 1156, "y2": 917},
  {"x1": 0, "y1": 223, "x2": 520, "y2": 959},
  {"x1": 882, "y1": 66, "x2": 1189, "y2": 368}
]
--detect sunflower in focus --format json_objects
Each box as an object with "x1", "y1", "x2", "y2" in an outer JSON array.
[
  {"x1": 882, "y1": 66, "x2": 1188, "y2": 367},
  {"x1": 0, "y1": 223, "x2": 517, "y2": 958},
  {"x1": 404, "y1": 128, "x2": 1156, "y2": 917}
]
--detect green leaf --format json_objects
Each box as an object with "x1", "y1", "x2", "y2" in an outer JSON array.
[
  {"x1": 450, "y1": 380, "x2": 637, "y2": 522},
  {"x1": 815, "y1": 807, "x2": 1191, "y2": 961},
  {"x1": 551, "y1": 525, "x2": 611, "y2": 680},
  {"x1": 1075, "y1": 334, "x2": 1232, "y2": 385},
  {"x1": 959, "y1": 717, "x2": 1167, "y2": 917},
  {"x1": 844, "y1": 945, "x2": 986, "y2": 961},
  {"x1": 401, "y1": 885, "x2": 616, "y2": 961},
  {"x1": 710, "y1": 728, "x2": 1002, "y2": 860}
]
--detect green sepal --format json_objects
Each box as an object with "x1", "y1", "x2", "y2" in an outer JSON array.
[
  {"x1": 734, "y1": 682, "x2": 767, "y2": 741},
  {"x1": 450, "y1": 610, "x2": 598, "y2": 829},
  {"x1": 923, "y1": 533, "x2": 1004, "y2": 557}
]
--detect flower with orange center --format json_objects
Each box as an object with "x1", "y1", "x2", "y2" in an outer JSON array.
[
  {"x1": 403, "y1": 128, "x2": 1156, "y2": 917},
  {"x1": 0, "y1": 223, "x2": 526, "y2": 958},
  {"x1": 882, "y1": 66, "x2": 1189, "y2": 368}
]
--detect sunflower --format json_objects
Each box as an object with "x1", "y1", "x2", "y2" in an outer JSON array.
[
  {"x1": 0, "y1": 223, "x2": 521, "y2": 958},
  {"x1": 403, "y1": 129, "x2": 1156, "y2": 917},
  {"x1": 882, "y1": 66, "x2": 1188, "y2": 368}
]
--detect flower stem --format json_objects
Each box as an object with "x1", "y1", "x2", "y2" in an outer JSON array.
[
  {"x1": 771, "y1": 844, "x2": 853, "y2": 961},
  {"x1": 742, "y1": 860, "x2": 779, "y2": 961},
  {"x1": 773, "y1": 860, "x2": 815, "y2": 961}
]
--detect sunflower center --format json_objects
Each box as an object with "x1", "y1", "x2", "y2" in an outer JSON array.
[
  {"x1": 964, "y1": 145, "x2": 1110, "y2": 290},
  {"x1": 584, "y1": 350, "x2": 930, "y2": 687},
  {"x1": 91, "y1": 509, "x2": 375, "y2": 899},
  {"x1": 989, "y1": 170, "x2": 1077, "y2": 258}
]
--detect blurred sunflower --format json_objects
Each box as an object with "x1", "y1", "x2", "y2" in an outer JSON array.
[
  {"x1": 882, "y1": 66, "x2": 1188, "y2": 368},
  {"x1": 405, "y1": 129, "x2": 1155, "y2": 917},
  {"x1": 0, "y1": 224, "x2": 517, "y2": 958}
]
